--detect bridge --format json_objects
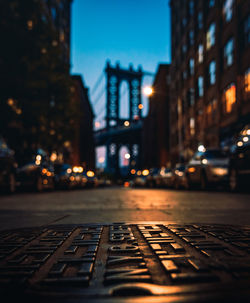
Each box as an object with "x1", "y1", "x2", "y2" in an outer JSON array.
[{"x1": 93, "y1": 61, "x2": 152, "y2": 176}]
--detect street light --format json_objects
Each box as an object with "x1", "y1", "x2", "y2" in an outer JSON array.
[
  {"x1": 143, "y1": 86, "x2": 153, "y2": 97},
  {"x1": 124, "y1": 153, "x2": 130, "y2": 159}
]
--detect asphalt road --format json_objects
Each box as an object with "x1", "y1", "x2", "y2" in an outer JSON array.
[{"x1": 0, "y1": 186, "x2": 250, "y2": 230}]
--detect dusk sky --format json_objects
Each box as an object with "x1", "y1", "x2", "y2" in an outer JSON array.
[{"x1": 71, "y1": 0, "x2": 171, "y2": 166}]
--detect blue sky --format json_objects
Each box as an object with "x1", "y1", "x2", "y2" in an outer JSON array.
[
  {"x1": 71, "y1": 0, "x2": 171, "y2": 113},
  {"x1": 70, "y1": 0, "x2": 171, "y2": 166}
]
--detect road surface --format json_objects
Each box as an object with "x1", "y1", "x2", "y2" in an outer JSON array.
[{"x1": 0, "y1": 187, "x2": 250, "y2": 230}]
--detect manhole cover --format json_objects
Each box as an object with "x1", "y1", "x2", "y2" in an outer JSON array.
[{"x1": 0, "y1": 223, "x2": 250, "y2": 302}]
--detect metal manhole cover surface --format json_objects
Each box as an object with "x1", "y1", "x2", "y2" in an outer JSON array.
[{"x1": 0, "y1": 222, "x2": 250, "y2": 302}]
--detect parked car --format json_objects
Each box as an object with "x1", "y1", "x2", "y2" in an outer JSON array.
[
  {"x1": 0, "y1": 138, "x2": 16, "y2": 193},
  {"x1": 146, "y1": 168, "x2": 160, "y2": 188},
  {"x1": 16, "y1": 149, "x2": 55, "y2": 192},
  {"x1": 54, "y1": 163, "x2": 74, "y2": 189},
  {"x1": 228, "y1": 125, "x2": 250, "y2": 191},
  {"x1": 156, "y1": 167, "x2": 174, "y2": 188},
  {"x1": 130, "y1": 169, "x2": 149, "y2": 187},
  {"x1": 173, "y1": 163, "x2": 188, "y2": 189},
  {"x1": 186, "y1": 148, "x2": 229, "y2": 189}
]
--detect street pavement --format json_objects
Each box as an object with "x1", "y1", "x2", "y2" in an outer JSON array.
[{"x1": 0, "y1": 186, "x2": 250, "y2": 230}]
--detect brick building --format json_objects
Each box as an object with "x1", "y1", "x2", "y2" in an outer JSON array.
[
  {"x1": 71, "y1": 75, "x2": 95, "y2": 169},
  {"x1": 169, "y1": 0, "x2": 250, "y2": 164},
  {"x1": 142, "y1": 64, "x2": 171, "y2": 168}
]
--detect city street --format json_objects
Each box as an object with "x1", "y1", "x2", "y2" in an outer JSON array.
[{"x1": 0, "y1": 187, "x2": 250, "y2": 230}]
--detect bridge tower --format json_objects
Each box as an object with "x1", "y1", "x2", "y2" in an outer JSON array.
[{"x1": 105, "y1": 61, "x2": 143, "y2": 176}]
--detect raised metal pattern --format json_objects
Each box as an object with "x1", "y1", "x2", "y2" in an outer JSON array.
[{"x1": 0, "y1": 223, "x2": 250, "y2": 302}]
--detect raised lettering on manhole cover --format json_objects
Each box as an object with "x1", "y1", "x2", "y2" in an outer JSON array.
[{"x1": 0, "y1": 223, "x2": 250, "y2": 302}]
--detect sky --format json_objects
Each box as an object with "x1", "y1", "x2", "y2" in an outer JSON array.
[{"x1": 70, "y1": 0, "x2": 171, "y2": 167}]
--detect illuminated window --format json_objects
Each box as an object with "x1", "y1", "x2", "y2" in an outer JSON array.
[
  {"x1": 224, "y1": 38, "x2": 234, "y2": 67},
  {"x1": 198, "y1": 12, "x2": 203, "y2": 29},
  {"x1": 189, "y1": 58, "x2": 195, "y2": 76},
  {"x1": 223, "y1": 83, "x2": 236, "y2": 113},
  {"x1": 197, "y1": 76, "x2": 204, "y2": 97},
  {"x1": 206, "y1": 99, "x2": 217, "y2": 125},
  {"x1": 190, "y1": 118, "x2": 195, "y2": 136},
  {"x1": 223, "y1": 0, "x2": 234, "y2": 22},
  {"x1": 206, "y1": 23, "x2": 216, "y2": 50},
  {"x1": 244, "y1": 68, "x2": 250, "y2": 93},
  {"x1": 208, "y1": 60, "x2": 216, "y2": 85},
  {"x1": 206, "y1": 103, "x2": 212, "y2": 125},
  {"x1": 198, "y1": 44, "x2": 203, "y2": 63},
  {"x1": 244, "y1": 15, "x2": 250, "y2": 47}
]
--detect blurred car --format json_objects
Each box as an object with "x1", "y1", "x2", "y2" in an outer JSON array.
[
  {"x1": 131, "y1": 169, "x2": 149, "y2": 187},
  {"x1": 16, "y1": 149, "x2": 54, "y2": 192},
  {"x1": 156, "y1": 167, "x2": 174, "y2": 188},
  {"x1": 0, "y1": 138, "x2": 16, "y2": 193},
  {"x1": 228, "y1": 125, "x2": 250, "y2": 191},
  {"x1": 186, "y1": 148, "x2": 229, "y2": 189},
  {"x1": 54, "y1": 163, "x2": 74, "y2": 189},
  {"x1": 83, "y1": 170, "x2": 98, "y2": 187},
  {"x1": 146, "y1": 168, "x2": 160, "y2": 188},
  {"x1": 72, "y1": 167, "x2": 98, "y2": 188},
  {"x1": 172, "y1": 163, "x2": 188, "y2": 189}
]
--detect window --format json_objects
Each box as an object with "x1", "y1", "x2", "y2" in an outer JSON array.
[
  {"x1": 206, "y1": 99, "x2": 217, "y2": 125},
  {"x1": 182, "y1": 44, "x2": 187, "y2": 55},
  {"x1": 223, "y1": 83, "x2": 236, "y2": 113},
  {"x1": 198, "y1": 12, "x2": 203, "y2": 29},
  {"x1": 197, "y1": 77, "x2": 204, "y2": 97},
  {"x1": 182, "y1": 18, "x2": 187, "y2": 28},
  {"x1": 209, "y1": 0, "x2": 215, "y2": 8},
  {"x1": 208, "y1": 60, "x2": 216, "y2": 85},
  {"x1": 189, "y1": 30, "x2": 194, "y2": 45},
  {"x1": 223, "y1": 0, "x2": 234, "y2": 22},
  {"x1": 224, "y1": 38, "x2": 234, "y2": 67},
  {"x1": 244, "y1": 15, "x2": 250, "y2": 47},
  {"x1": 206, "y1": 23, "x2": 216, "y2": 50},
  {"x1": 190, "y1": 118, "x2": 195, "y2": 136},
  {"x1": 189, "y1": 0, "x2": 194, "y2": 16},
  {"x1": 51, "y1": 7, "x2": 57, "y2": 20},
  {"x1": 189, "y1": 58, "x2": 195, "y2": 76},
  {"x1": 198, "y1": 44, "x2": 203, "y2": 63},
  {"x1": 183, "y1": 70, "x2": 187, "y2": 80},
  {"x1": 244, "y1": 68, "x2": 250, "y2": 94},
  {"x1": 188, "y1": 88, "x2": 195, "y2": 106}
]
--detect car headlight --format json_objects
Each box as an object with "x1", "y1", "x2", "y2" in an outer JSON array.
[{"x1": 211, "y1": 167, "x2": 228, "y2": 176}]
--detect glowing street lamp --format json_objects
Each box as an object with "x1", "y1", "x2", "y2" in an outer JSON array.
[
  {"x1": 143, "y1": 86, "x2": 153, "y2": 97},
  {"x1": 124, "y1": 153, "x2": 130, "y2": 160},
  {"x1": 198, "y1": 144, "x2": 206, "y2": 152},
  {"x1": 124, "y1": 121, "x2": 130, "y2": 127}
]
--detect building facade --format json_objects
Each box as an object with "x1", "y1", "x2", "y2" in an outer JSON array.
[
  {"x1": 169, "y1": 0, "x2": 250, "y2": 164},
  {"x1": 143, "y1": 64, "x2": 171, "y2": 168},
  {"x1": 0, "y1": 0, "x2": 73, "y2": 158},
  {"x1": 71, "y1": 75, "x2": 95, "y2": 170}
]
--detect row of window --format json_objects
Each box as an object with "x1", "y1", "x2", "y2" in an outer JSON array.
[
  {"x1": 178, "y1": 67, "x2": 250, "y2": 116},
  {"x1": 175, "y1": 11, "x2": 249, "y2": 60},
  {"x1": 174, "y1": 0, "x2": 234, "y2": 35},
  {"x1": 181, "y1": 36, "x2": 234, "y2": 84}
]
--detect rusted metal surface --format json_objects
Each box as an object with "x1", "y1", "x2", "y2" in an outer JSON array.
[{"x1": 0, "y1": 222, "x2": 250, "y2": 302}]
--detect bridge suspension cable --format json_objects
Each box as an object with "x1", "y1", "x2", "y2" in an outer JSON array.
[
  {"x1": 90, "y1": 72, "x2": 105, "y2": 97},
  {"x1": 95, "y1": 102, "x2": 106, "y2": 118},
  {"x1": 92, "y1": 86, "x2": 106, "y2": 107}
]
